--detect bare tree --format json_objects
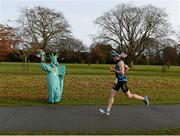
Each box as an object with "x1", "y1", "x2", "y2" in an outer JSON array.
[
  {"x1": 70, "y1": 38, "x2": 86, "y2": 53},
  {"x1": 15, "y1": 6, "x2": 71, "y2": 68},
  {"x1": 47, "y1": 37, "x2": 85, "y2": 52},
  {"x1": 17, "y1": 6, "x2": 71, "y2": 51},
  {"x1": 13, "y1": 42, "x2": 36, "y2": 70},
  {"x1": 175, "y1": 26, "x2": 180, "y2": 53},
  {"x1": 159, "y1": 38, "x2": 177, "y2": 71},
  {"x1": 94, "y1": 4, "x2": 171, "y2": 66}
]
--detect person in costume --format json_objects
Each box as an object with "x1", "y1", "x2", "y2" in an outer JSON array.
[{"x1": 37, "y1": 49, "x2": 65, "y2": 103}]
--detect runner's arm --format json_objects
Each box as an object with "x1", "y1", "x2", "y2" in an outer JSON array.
[
  {"x1": 124, "y1": 65, "x2": 129, "y2": 73},
  {"x1": 114, "y1": 61, "x2": 124, "y2": 75}
]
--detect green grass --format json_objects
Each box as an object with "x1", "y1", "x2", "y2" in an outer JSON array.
[
  {"x1": 0, "y1": 127, "x2": 180, "y2": 135},
  {"x1": 0, "y1": 62, "x2": 180, "y2": 134},
  {"x1": 0, "y1": 62, "x2": 180, "y2": 106}
]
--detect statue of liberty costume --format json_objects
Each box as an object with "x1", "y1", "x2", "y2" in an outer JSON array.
[{"x1": 37, "y1": 50, "x2": 66, "y2": 103}]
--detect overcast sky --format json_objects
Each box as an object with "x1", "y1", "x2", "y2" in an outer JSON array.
[{"x1": 0, "y1": 0, "x2": 180, "y2": 46}]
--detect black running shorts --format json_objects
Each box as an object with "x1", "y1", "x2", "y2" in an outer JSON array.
[{"x1": 112, "y1": 81, "x2": 129, "y2": 93}]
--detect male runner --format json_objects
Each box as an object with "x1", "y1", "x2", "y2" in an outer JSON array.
[{"x1": 99, "y1": 51, "x2": 149, "y2": 116}]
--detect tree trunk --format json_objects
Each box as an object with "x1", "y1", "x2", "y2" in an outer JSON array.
[
  {"x1": 161, "y1": 65, "x2": 167, "y2": 72},
  {"x1": 127, "y1": 58, "x2": 134, "y2": 67},
  {"x1": 24, "y1": 57, "x2": 28, "y2": 71}
]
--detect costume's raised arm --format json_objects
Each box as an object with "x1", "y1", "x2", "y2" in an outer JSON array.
[
  {"x1": 37, "y1": 49, "x2": 51, "y2": 72},
  {"x1": 40, "y1": 62, "x2": 51, "y2": 72}
]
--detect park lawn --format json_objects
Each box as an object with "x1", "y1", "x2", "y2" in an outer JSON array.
[
  {"x1": 0, "y1": 62, "x2": 180, "y2": 106},
  {"x1": 0, "y1": 127, "x2": 180, "y2": 135}
]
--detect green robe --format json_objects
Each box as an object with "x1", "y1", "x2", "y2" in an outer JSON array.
[{"x1": 41, "y1": 62, "x2": 66, "y2": 103}]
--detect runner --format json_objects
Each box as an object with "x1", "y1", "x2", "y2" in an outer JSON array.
[{"x1": 99, "y1": 51, "x2": 149, "y2": 115}]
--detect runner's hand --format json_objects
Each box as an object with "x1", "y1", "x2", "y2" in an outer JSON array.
[{"x1": 110, "y1": 66, "x2": 115, "y2": 72}]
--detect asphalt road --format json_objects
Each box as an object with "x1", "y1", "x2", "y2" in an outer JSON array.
[{"x1": 0, "y1": 105, "x2": 180, "y2": 132}]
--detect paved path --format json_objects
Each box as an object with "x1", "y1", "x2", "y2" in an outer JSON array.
[{"x1": 0, "y1": 105, "x2": 180, "y2": 132}]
